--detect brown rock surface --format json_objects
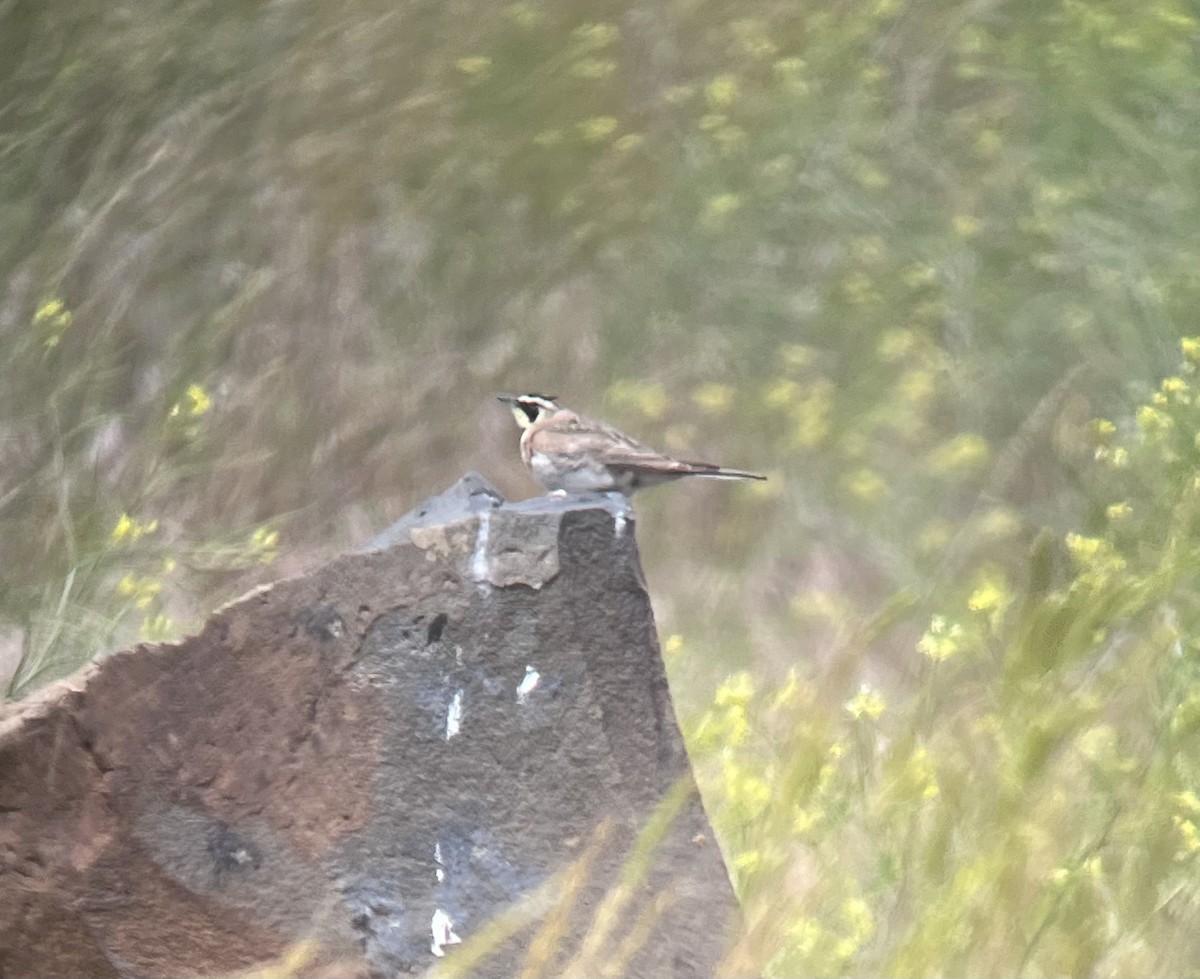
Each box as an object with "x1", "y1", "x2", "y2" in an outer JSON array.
[{"x1": 0, "y1": 474, "x2": 739, "y2": 978}]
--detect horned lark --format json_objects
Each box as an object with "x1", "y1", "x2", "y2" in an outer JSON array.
[{"x1": 498, "y1": 393, "x2": 766, "y2": 495}]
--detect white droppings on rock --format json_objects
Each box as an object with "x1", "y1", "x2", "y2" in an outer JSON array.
[
  {"x1": 434, "y1": 841, "x2": 446, "y2": 883},
  {"x1": 614, "y1": 511, "x2": 626, "y2": 538},
  {"x1": 516, "y1": 665, "x2": 541, "y2": 705},
  {"x1": 430, "y1": 908, "x2": 461, "y2": 957},
  {"x1": 445, "y1": 689, "x2": 464, "y2": 740}
]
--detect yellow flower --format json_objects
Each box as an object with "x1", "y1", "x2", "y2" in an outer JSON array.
[
  {"x1": 732, "y1": 848, "x2": 761, "y2": 875},
  {"x1": 906, "y1": 745, "x2": 940, "y2": 799},
  {"x1": 765, "y1": 378, "x2": 800, "y2": 409},
  {"x1": 903, "y1": 263, "x2": 936, "y2": 289},
  {"x1": 34, "y1": 297, "x2": 73, "y2": 348},
  {"x1": 843, "y1": 468, "x2": 887, "y2": 503},
  {"x1": 111, "y1": 513, "x2": 134, "y2": 542},
  {"x1": 118, "y1": 573, "x2": 164, "y2": 610},
  {"x1": 1175, "y1": 816, "x2": 1200, "y2": 856},
  {"x1": 788, "y1": 918, "x2": 824, "y2": 957},
  {"x1": 952, "y1": 214, "x2": 981, "y2": 237},
  {"x1": 1065, "y1": 533, "x2": 1104, "y2": 562},
  {"x1": 876, "y1": 328, "x2": 915, "y2": 362},
  {"x1": 1135, "y1": 404, "x2": 1171, "y2": 434},
  {"x1": 793, "y1": 808, "x2": 820, "y2": 834},
  {"x1": 455, "y1": 56, "x2": 492, "y2": 77},
  {"x1": 898, "y1": 368, "x2": 935, "y2": 403},
  {"x1": 1175, "y1": 791, "x2": 1200, "y2": 815},
  {"x1": 140, "y1": 613, "x2": 176, "y2": 641},
  {"x1": 577, "y1": 116, "x2": 619, "y2": 141},
  {"x1": 692, "y1": 383, "x2": 733, "y2": 415},
  {"x1": 1106, "y1": 502, "x2": 1132, "y2": 521},
  {"x1": 169, "y1": 383, "x2": 212, "y2": 419},
  {"x1": 918, "y1": 615, "x2": 964, "y2": 661},
  {"x1": 845, "y1": 684, "x2": 886, "y2": 719},
  {"x1": 134, "y1": 580, "x2": 162, "y2": 610},
  {"x1": 111, "y1": 512, "x2": 159, "y2": 543},
  {"x1": 715, "y1": 671, "x2": 754, "y2": 708},
  {"x1": 664, "y1": 634, "x2": 684, "y2": 656},
  {"x1": 250, "y1": 526, "x2": 280, "y2": 563},
  {"x1": 854, "y1": 163, "x2": 889, "y2": 190},
  {"x1": 705, "y1": 74, "x2": 739, "y2": 108},
  {"x1": 929, "y1": 433, "x2": 990, "y2": 474},
  {"x1": 773, "y1": 56, "x2": 806, "y2": 76},
  {"x1": 843, "y1": 896, "x2": 874, "y2": 939},
  {"x1": 1065, "y1": 532, "x2": 1126, "y2": 583},
  {"x1": 968, "y1": 579, "x2": 1006, "y2": 613},
  {"x1": 976, "y1": 507, "x2": 1020, "y2": 539},
  {"x1": 570, "y1": 22, "x2": 619, "y2": 51},
  {"x1": 34, "y1": 298, "x2": 66, "y2": 324},
  {"x1": 700, "y1": 193, "x2": 741, "y2": 227},
  {"x1": 1182, "y1": 337, "x2": 1200, "y2": 363},
  {"x1": 860, "y1": 62, "x2": 887, "y2": 84},
  {"x1": 186, "y1": 384, "x2": 211, "y2": 415}
]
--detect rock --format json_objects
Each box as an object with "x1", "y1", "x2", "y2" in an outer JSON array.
[{"x1": 0, "y1": 475, "x2": 738, "y2": 978}]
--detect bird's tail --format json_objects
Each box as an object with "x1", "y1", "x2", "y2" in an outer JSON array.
[{"x1": 680, "y1": 462, "x2": 767, "y2": 481}]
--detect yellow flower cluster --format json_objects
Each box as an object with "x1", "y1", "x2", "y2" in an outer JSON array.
[
  {"x1": 34, "y1": 297, "x2": 73, "y2": 349},
  {"x1": 111, "y1": 513, "x2": 159, "y2": 543},
  {"x1": 249, "y1": 526, "x2": 280, "y2": 564},
  {"x1": 845, "y1": 684, "x2": 887, "y2": 720},
  {"x1": 169, "y1": 383, "x2": 212, "y2": 419},
  {"x1": 918, "y1": 615, "x2": 964, "y2": 661}
]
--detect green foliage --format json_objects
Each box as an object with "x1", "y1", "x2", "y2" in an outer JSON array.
[{"x1": 689, "y1": 341, "x2": 1200, "y2": 976}]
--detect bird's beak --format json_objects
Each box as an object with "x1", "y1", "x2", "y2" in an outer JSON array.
[{"x1": 496, "y1": 394, "x2": 516, "y2": 404}]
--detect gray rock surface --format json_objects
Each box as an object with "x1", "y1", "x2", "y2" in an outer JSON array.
[{"x1": 0, "y1": 475, "x2": 738, "y2": 978}]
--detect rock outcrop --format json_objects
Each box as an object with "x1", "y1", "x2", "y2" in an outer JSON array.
[{"x1": 0, "y1": 475, "x2": 738, "y2": 978}]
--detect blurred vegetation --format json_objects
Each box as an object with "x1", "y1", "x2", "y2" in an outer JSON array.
[{"x1": 3, "y1": 0, "x2": 1199, "y2": 973}]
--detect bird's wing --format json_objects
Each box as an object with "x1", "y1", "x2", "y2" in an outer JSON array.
[
  {"x1": 530, "y1": 410, "x2": 765, "y2": 480},
  {"x1": 530, "y1": 413, "x2": 701, "y2": 474}
]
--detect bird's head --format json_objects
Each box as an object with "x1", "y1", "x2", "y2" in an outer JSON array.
[{"x1": 497, "y1": 393, "x2": 559, "y2": 430}]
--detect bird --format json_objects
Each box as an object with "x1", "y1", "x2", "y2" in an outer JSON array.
[{"x1": 498, "y1": 393, "x2": 767, "y2": 495}]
